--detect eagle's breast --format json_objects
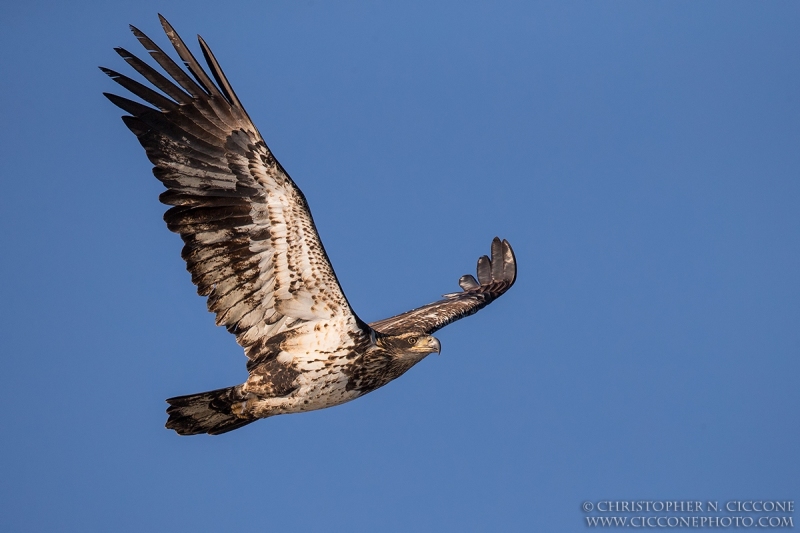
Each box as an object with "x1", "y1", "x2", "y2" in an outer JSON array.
[{"x1": 243, "y1": 314, "x2": 371, "y2": 412}]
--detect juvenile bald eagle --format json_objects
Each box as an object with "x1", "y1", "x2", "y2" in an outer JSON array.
[{"x1": 103, "y1": 16, "x2": 517, "y2": 435}]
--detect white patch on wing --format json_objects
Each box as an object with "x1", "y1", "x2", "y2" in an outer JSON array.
[{"x1": 276, "y1": 295, "x2": 322, "y2": 321}]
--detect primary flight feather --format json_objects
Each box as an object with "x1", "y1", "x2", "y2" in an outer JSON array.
[{"x1": 103, "y1": 15, "x2": 517, "y2": 435}]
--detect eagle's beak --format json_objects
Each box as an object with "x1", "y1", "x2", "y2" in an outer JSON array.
[{"x1": 428, "y1": 337, "x2": 441, "y2": 355}]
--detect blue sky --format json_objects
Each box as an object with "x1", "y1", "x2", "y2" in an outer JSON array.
[{"x1": 1, "y1": 1, "x2": 797, "y2": 531}]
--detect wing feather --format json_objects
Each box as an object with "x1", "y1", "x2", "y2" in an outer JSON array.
[
  {"x1": 103, "y1": 17, "x2": 368, "y2": 362},
  {"x1": 114, "y1": 47, "x2": 192, "y2": 105},
  {"x1": 157, "y1": 14, "x2": 225, "y2": 101},
  {"x1": 369, "y1": 238, "x2": 516, "y2": 335},
  {"x1": 129, "y1": 24, "x2": 207, "y2": 98}
]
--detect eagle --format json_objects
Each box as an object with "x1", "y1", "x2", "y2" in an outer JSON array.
[{"x1": 102, "y1": 15, "x2": 517, "y2": 435}]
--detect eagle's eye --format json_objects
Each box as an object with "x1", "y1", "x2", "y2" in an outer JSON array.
[{"x1": 408, "y1": 337, "x2": 417, "y2": 345}]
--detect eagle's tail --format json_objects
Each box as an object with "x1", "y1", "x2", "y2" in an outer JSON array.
[{"x1": 165, "y1": 386, "x2": 254, "y2": 436}]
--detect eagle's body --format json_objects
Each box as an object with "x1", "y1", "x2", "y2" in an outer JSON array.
[{"x1": 103, "y1": 16, "x2": 517, "y2": 435}]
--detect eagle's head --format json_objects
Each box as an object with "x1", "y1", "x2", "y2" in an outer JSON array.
[{"x1": 377, "y1": 332, "x2": 441, "y2": 361}]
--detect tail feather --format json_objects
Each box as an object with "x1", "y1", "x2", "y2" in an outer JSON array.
[{"x1": 166, "y1": 386, "x2": 254, "y2": 435}]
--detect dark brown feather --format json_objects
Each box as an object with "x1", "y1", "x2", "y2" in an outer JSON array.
[{"x1": 369, "y1": 238, "x2": 516, "y2": 335}]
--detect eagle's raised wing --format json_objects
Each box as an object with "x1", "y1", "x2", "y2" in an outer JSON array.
[
  {"x1": 102, "y1": 16, "x2": 367, "y2": 362},
  {"x1": 369, "y1": 238, "x2": 516, "y2": 336}
]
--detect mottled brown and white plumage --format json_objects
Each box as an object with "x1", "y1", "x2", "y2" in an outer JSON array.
[{"x1": 103, "y1": 15, "x2": 517, "y2": 435}]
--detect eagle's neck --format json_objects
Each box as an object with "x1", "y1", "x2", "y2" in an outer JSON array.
[{"x1": 346, "y1": 344, "x2": 428, "y2": 394}]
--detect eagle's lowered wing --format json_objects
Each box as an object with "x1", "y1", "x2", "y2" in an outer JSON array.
[
  {"x1": 103, "y1": 16, "x2": 365, "y2": 361},
  {"x1": 369, "y1": 238, "x2": 516, "y2": 336}
]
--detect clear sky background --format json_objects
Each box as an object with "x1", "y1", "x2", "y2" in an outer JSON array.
[{"x1": 1, "y1": 1, "x2": 797, "y2": 531}]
